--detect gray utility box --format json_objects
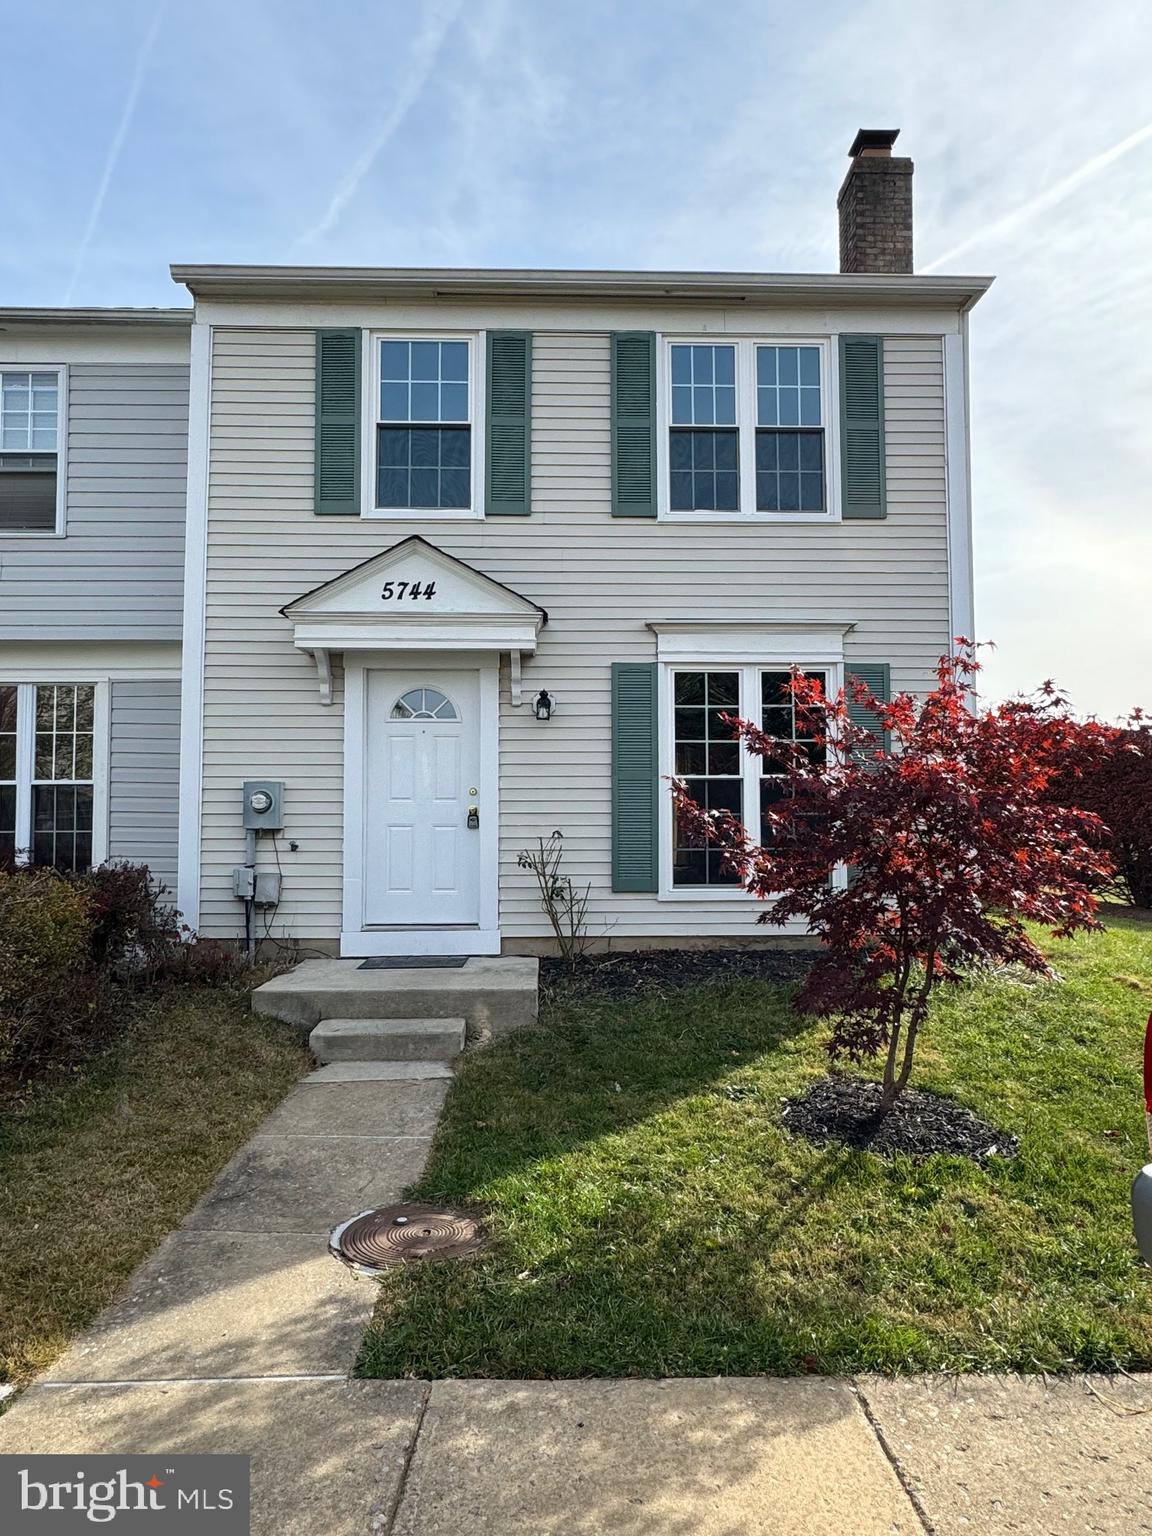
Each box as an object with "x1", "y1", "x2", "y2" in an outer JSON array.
[
  {"x1": 1134, "y1": 1164, "x2": 1152, "y2": 1262},
  {"x1": 242, "y1": 780, "x2": 284, "y2": 831}
]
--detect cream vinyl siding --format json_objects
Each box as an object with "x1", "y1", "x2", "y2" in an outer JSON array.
[
  {"x1": 200, "y1": 325, "x2": 948, "y2": 940},
  {"x1": 108, "y1": 679, "x2": 181, "y2": 892}
]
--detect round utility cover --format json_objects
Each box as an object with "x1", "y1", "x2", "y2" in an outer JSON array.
[{"x1": 329, "y1": 1203, "x2": 487, "y2": 1276}]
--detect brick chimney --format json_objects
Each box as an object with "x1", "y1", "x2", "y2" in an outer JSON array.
[{"x1": 838, "y1": 129, "x2": 913, "y2": 274}]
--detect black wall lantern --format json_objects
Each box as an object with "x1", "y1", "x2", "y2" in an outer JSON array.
[{"x1": 533, "y1": 689, "x2": 553, "y2": 721}]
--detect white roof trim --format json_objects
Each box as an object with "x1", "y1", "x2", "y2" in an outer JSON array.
[{"x1": 171, "y1": 264, "x2": 992, "y2": 311}]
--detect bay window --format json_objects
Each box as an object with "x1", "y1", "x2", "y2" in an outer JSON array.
[{"x1": 663, "y1": 339, "x2": 831, "y2": 519}]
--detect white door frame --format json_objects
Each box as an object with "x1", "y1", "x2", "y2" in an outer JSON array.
[{"x1": 341, "y1": 649, "x2": 500, "y2": 956}]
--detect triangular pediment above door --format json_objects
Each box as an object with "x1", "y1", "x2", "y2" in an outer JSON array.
[
  {"x1": 281, "y1": 538, "x2": 546, "y2": 697},
  {"x1": 282, "y1": 536, "x2": 547, "y2": 625}
]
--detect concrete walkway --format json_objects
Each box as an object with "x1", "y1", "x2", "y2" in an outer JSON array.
[{"x1": 2, "y1": 1063, "x2": 1150, "y2": 1533}]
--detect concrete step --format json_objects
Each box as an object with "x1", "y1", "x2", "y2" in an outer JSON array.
[
  {"x1": 309, "y1": 1017, "x2": 466, "y2": 1064},
  {"x1": 304, "y1": 1060, "x2": 456, "y2": 1083},
  {"x1": 253, "y1": 956, "x2": 538, "y2": 1038}
]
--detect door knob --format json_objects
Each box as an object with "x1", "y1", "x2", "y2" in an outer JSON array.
[{"x1": 467, "y1": 807, "x2": 479, "y2": 830}]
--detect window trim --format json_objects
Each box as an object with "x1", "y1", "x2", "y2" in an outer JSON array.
[
  {"x1": 0, "y1": 679, "x2": 108, "y2": 868},
  {"x1": 657, "y1": 655, "x2": 845, "y2": 901},
  {"x1": 0, "y1": 363, "x2": 68, "y2": 538},
  {"x1": 361, "y1": 331, "x2": 485, "y2": 520},
  {"x1": 656, "y1": 336, "x2": 839, "y2": 523}
]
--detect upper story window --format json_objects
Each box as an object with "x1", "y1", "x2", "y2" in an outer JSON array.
[
  {"x1": 375, "y1": 339, "x2": 472, "y2": 513},
  {"x1": 755, "y1": 347, "x2": 825, "y2": 513},
  {"x1": 0, "y1": 368, "x2": 63, "y2": 533},
  {"x1": 670, "y1": 345, "x2": 738, "y2": 513},
  {"x1": 662, "y1": 340, "x2": 831, "y2": 520}
]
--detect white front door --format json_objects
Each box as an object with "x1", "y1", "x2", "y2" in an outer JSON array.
[{"x1": 364, "y1": 668, "x2": 482, "y2": 927}]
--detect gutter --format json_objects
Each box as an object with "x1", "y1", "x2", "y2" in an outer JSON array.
[{"x1": 0, "y1": 307, "x2": 193, "y2": 328}]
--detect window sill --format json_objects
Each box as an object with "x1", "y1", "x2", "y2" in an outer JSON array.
[
  {"x1": 660, "y1": 510, "x2": 839, "y2": 524},
  {"x1": 658, "y1": 886, "x2": 761, "y2": 902},
  {"x1": 0, "y1": 527, "x2": 65, "y2": 539},
  {"x1": 364, "y1": 507, "x2": 483, "y2": 521}
]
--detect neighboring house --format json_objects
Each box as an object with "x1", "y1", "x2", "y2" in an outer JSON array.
[
  {"x1": 0, "y1": 306, "x2": 190, "y2": 887},
  {"x1": 0, "y1": 128, "x2": 990, "y2": 957}
]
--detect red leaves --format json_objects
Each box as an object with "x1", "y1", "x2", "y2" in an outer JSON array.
[
  {"x1": 1047, "y1": 720, "x2": 1152, "y2": 906},
  {"x1": 673, "y1": 644, "x2": 1119, "y2": 1093}
]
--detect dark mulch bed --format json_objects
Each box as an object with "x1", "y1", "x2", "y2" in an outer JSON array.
[
  {"x1": 781, "y1": 1075, "x2": 1019, "y2": 1163},
  {"x1": 540, "y1": 946, "x2": 815, "y2": 1003}
]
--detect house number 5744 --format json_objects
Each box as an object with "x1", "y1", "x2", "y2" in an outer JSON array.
[{"x1": 381, "y1": 580, "x2": 436, "y2": 601}]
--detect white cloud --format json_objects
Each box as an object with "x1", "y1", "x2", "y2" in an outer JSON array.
[
  {"x1": 62, "y1": 0, "x2": 167, "y2": 303},
  {"x1": 297, "y1": 0, "x2": 467, "y2": 247}
]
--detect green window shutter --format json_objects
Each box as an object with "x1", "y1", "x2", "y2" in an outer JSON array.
[
  {"x1": 485, "y1": 331, "x2": 532, "y2": 516},
  {"x1": 846, "y1": 662, "x2": 891, "y2": 887},
  {"x1": 846, "y1": 663, "x2": 892, "y2": 754},
  {"x1": 612, "y1": 662, "x2": 659, "y2": 891},
  {"x1": 611, "y1": 332, "x2": 657, "y2": 517},
  {"x1": 314, "y1": 329, "x2": 361, "y2": 515},
  {"x1": 839, "y1": 335, "x2": 886, "y2": 519}
]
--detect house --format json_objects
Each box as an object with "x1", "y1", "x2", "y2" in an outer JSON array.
[
  {"x1": 0, "y1": 305, "x2": 190, "y2": 885},
  {"x1": 0, "y1": 130, "x2": 989, "y2": 957}
]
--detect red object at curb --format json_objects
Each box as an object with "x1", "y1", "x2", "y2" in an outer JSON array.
[{"x1": 1145, "y1": 1013, "x2": 1152, "y2": 1114}]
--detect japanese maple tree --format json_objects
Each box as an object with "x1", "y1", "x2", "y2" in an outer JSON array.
[{"x1": 672, "y1": 645, "x2": 1117, "y2": 1110}]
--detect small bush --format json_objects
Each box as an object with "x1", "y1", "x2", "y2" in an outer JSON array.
[
  {"x1": 157, "y1": 936, "x2": 257, "y2": 990},
  {"x1": 0, "y1": 862, "x2": 264, "y2": 1087},
  {"x1": 0, "y1": 870, "x2": 99, "y2": 1074},
  {"x1": 1050, "y1": 721, "x2": 1152, "y2": 907},
  {"x1": 81, "y1": 862, "x2": 183, "y2": 977}
]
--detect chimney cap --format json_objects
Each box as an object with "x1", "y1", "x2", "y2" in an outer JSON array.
[{"x1": 848, "y1": 128, "x2": 901, "y2": 159}]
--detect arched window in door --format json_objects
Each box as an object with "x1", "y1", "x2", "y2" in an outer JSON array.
[{"x1": 390, "y1": 687, "x2": 460, "y2": 721}]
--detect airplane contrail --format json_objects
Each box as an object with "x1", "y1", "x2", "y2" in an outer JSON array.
[
  {"x1": 922, "y1": 118, "x2": 1152, "y2": 273},
  {"x1": 300, "y1": 0, "x2": 465, "y2": 246},
  {"x1": 63, "y1": 1, "x2": 167, "y2": 303}
]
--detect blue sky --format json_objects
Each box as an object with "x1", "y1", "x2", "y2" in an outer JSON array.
[{"x1": 2, "y1": 0, "x2": 1150, "y2": 716}]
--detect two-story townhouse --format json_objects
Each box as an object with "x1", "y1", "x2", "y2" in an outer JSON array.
[
  {"x1": 172, "y1": 130, "x2": 990, "y2": 957},
  {"x1": 0, "y1": 307, "x2": 190, "y2": 884}
]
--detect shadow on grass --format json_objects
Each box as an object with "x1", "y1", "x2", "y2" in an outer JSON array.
[
  {"x1": 355, "y1": 979, "x2": 931, "y2": 1379},
  {"x1": 358, "y1": 958, "x2": 1152, "y2": 1381},
  {"x1": 357, "y1": 1135, "x2": 944, "y2": 1380},
  {"x1": 414, "y1": 978, "x2": 815, "y2": 1197}
]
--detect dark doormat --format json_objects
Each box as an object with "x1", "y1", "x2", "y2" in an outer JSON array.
[{"x1": 358, "y1": 956, "x2": 469, "y2": 970}]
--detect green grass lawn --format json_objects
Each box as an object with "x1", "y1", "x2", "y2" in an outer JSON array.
[
  {"x1": 0, "y1": 988, "x2": 307, "y2": 1388},
  {"x1": 360, "y1": 914, "x2": 1152, "y2": 1379}
]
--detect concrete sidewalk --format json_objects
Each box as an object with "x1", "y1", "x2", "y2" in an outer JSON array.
[
  {"x1": 2, "y1": 1059, "x2": 1150, "y2": 1533},
  {"x1": 4, "y1": 1371, "x2": 1150, "y2": 1533}
]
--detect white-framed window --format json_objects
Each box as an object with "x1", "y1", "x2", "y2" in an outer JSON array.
[
  {"x1": 661, "y1": 660, "x2": 839, "y2": 895},
  {"x1": 660, "y1": 338, "x2": 836, "y2": 521},
  {"x1": 0, "y1": 365, "x2": 66, "y2": 534},
  {"x1": 0, "y1": 681, "x2": 107, "y2": 871},
  {"x1": 365, "y1": 334, "x2": 482, "y2": 518}
]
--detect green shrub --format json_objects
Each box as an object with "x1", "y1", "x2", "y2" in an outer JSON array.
[{"x1": 0, "y1": 870, "x2": 97, "y2": 1074}]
